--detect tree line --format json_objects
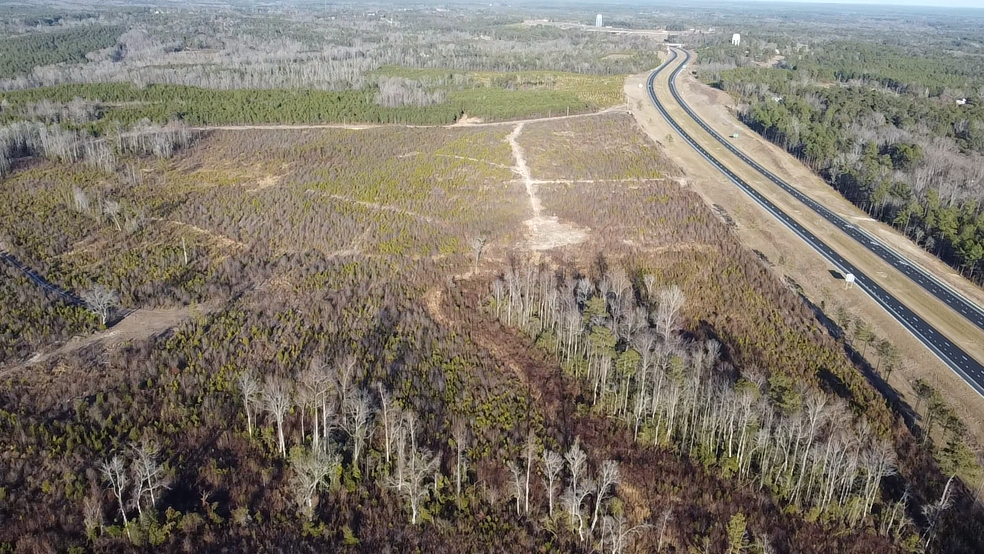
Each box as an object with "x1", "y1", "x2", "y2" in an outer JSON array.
[
  {"x1": 490, "y1": 262, "x2": 911, "y2": 539},
  {"x1": 0, "y1": 7, "x2": 661, "y2": 93},
  {"x1": 700, "y1": 46, "x2": 984, "y2": 282},
  {"x1": 0, "y1": 25, "x2": 123, "y2": 80}
]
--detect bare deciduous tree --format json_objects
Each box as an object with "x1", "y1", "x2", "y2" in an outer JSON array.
[
  {"x1": 923, "y1": 475, "x2": 956, "y2": 551},
  {"x1": 236, "y1": 369, "x2": 260, "y2": 437},
  {"x1": 72, "y1": 186, "x2": 90, "y2": 214},
  {"x1": 378, "y1": 384, "x2": 400, "y2": 464},
  {"x1": 508, "y1": 461, "x2": 524, "y2": 516},
  {"x1": 100, "y1": 455, "x2": 129, "y2": 535},
  {"x1": 130, "y1": 439, "x2": 169, "y2": 516},
  {"x1": 591, "y1": 460, "x2": 621, "y2": 534},
  {"x1": 391, "y1": 413, "x2": 440, "y2": 524},
  {"x1": 103, "y1": 199, "x2": 122, "y2": 231},
  {"x1": 564, "y1": 438, "x2": 592, "y2": 540},
  {"x1": 541, "y1": 449, "x2": 563, "y2": 518},
  {"x1": 602, "y1": 514, "x2": 650, "y2": 554},
  {"x1": 451, "y1": 417, "x2": 470, "y2": 498},
  {"x1": 263, "y1": 376, "x2": 293, "y2": 457},
  {"x1": 655, "y1": 285, "x2": 685, "y2": 344},
  {"x1": 288, "y1": 445, "x2": 340, "y2": 520},
  {"x1": 82, "y1": 285, "x2": 118, "y2": 326},
  {"x1": 342, "y1": 389, "x2": 373, "y2": 470},
  {"x1": 523, "y1": 431, "x2": 536, "y2": 515},
  {"x1": 82, "y1": 491, "x2": 104, "y2": 538},
  {"x1": 643, "y1": 274, "x2": 657, "y2": 301},
  {"x1": 470, "y1": 236, "x2": 487, "y2": 273},
  {"x1": 375, "y1": 76, "x2": 447, "y2": 108},
  {"x1": 657, "y1": 506, "x2": 674, "y2": 552}
]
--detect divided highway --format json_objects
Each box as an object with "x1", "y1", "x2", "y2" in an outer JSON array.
[
  {"x1": 667, "y1": 48, "x2": 984, "y2": 333},
  {"x1": 647, "y1": 49, "x2": 984, "y2": 398}
]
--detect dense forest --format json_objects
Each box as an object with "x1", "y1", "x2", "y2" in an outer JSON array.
[
  {"x1": 697, "y1": 32, "x2": 984, "y2": 282},
  {"x1": 0, "y1": 25, "x2": 123, "y2": 80},
  {"x1": 0, "y1": 78, "x2": 610, "y2": 129},
  {"x1": 0, "y1": 4, "x2": 649, "y2": 128},
  {"x1": 0, "y1": 6, "x2": 661, "y2": 92}
]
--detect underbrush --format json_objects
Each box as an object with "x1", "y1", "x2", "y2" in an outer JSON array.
[{"x1": 0, "y1": 114, "x2": 981, "y2": 553}]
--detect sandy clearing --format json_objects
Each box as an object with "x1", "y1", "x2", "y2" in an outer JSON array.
[
  {"x1": 2, "y1": 302, "x2": 216, "y2": 376},
  {"x1": 506, "y1": 123, "x2": 589, "y2": 251}
]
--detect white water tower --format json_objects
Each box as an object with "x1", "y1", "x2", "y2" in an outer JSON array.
[
  {"x1": 731, "y1": 33, "x2": 741, "y2": 46},
  {"x1": 596, "y1": 14, "x2": 603, "y2": 27}
]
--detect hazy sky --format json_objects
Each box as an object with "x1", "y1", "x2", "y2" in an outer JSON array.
[{"x1": 737, "y1": 0, "x2": 984, "y2": 7}]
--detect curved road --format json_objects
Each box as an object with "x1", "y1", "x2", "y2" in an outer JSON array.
[
  {"x1": 647, "y1": 49, "x2": 984, "y2": 398},
  {"x1": 667, "y1": 49, "x2": 984, "y2": 333}
]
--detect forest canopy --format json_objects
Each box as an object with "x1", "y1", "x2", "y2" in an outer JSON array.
[{"x1": 698, "y1": 37, "x2": 984, "y2": 283}]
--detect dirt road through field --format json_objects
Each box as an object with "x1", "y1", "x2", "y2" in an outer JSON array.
[{"x1": 507, "y1": 122, "x2": 589, "y2": 251}]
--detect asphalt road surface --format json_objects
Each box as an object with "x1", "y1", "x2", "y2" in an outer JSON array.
[{"x1": 647, "y1": 49, "x2": 984, "y2": 398}]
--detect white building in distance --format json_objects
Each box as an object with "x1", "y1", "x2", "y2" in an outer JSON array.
[
  {"x1": 596, "y1": 14, "x2": 603, "y2": 27},
  {"x1": 732, "y1": 33, "x2": 741, "y2": 46}
]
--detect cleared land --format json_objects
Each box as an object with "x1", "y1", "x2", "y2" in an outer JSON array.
[{"x1": 1, "y1": 108, "x2": 934, "y2": 552}]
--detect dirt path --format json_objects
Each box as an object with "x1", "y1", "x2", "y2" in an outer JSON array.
[
  {"x1": 190, "y1": 104, "x2": 628, "y2": 133},
  {"x1": 152, "y1": 218, "x2": 247, "y2": 250},
  {"x1": 506, "y1": 123, "x2": 589, "y2": 251},
  {"x1": 308, "y1": 191, "x2": 448, "y2": 228},
  {"x1": 507, "y1": 123, "x2": 538, "y2": 215},
  {"x1": 528, "y1": 178, "x2": 646, "y2": 185},
  {"x1": 1, "y1": 250, "x2": 83, "y2": 305},
  {"x1": 423, "y1": 284, "x2": 532, "y2": 393},
  {"x1": 435, "y1": 153, "x2": 512, "y2": 170},
  {"x1": 2, "y1": 302, "x2": 215, "y2": 376}
]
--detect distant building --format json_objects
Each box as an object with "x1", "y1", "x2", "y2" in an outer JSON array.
[
  {"x1": 596, "y1": 14, "x2": 603, "y2": 27},
  {"x1": 731, "y1": 33, "x2": 741, "y2": 46}
]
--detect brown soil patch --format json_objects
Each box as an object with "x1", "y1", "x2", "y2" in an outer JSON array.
[
  {"x1": 423, "y1": 283, "x2": 531, "y2": 393},
  {"x1": 247, "y1": 173, "x2": 284, "y2": 192},
  {"x1": 156, "y1": 218, "x2": 248, "y2": 250},
  {"x1": 423, "y1": 287, "x2": 451, "y2": 328},
  {"x1": 506, "y1": 122, "x2": 590, "y2": 251},
  {"x1": 4, "y1": 302, "x2": 217, "y2": 376},
  {"x1": 452, "y1": 113, "x2": 484, "y2": 126}
]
